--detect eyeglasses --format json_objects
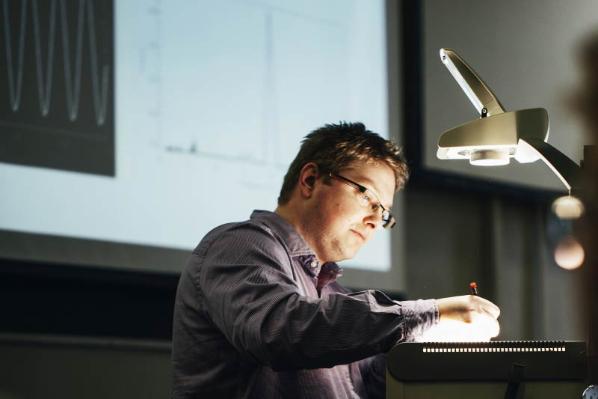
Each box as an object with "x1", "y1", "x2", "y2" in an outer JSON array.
[{"x1": 329, "y1": 173, "x2": 396, "y2": 229}]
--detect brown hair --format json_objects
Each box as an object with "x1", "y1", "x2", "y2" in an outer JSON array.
[{"x1": 277, "y1": 122, "x2": 409, "y2": 205}]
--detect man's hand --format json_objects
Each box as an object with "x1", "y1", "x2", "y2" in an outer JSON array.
[
  {"x1": 414, "y1": 295, "x2": 501, "y2": 342},
  {"x1": 437, "y1": 295, "x2": 500, "y2": 323}
]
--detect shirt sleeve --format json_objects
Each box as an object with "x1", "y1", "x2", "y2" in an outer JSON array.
[{"x1": 192, "y1": 223, "x2": 438, "y2": 371}]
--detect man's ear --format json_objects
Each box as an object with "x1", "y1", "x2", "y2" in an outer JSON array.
[{"x1": 298, "y1": 163, "x2": 319, "y2": 198}]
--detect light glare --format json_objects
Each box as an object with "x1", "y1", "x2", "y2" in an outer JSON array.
[
  {"x1": 554, "y1": 235, "x2": 585, "y2": 270},
  {"x1": 416, "y1": 313, "x2": 500, "y2": 342},
  {"x1": 552, "y1": 195, "x2": 585, "y2": 219}
]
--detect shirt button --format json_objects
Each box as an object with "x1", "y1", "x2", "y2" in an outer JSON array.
[{"x1": 310, "y1": 260, "x2": 318, "y2": 268}]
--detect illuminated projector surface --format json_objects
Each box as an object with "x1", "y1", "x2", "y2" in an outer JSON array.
[{"x1": 387, "y1": 341, "x2": 587, "y2": 382}]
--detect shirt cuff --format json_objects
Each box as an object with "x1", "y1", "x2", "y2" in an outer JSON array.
[{"x1": 395, "y1": 299, "x2": 439, "y2": 342}]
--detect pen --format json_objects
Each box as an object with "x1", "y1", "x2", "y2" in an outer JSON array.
[{"x1": 469, "y1": 281, "x2": 478, "y2": 296}]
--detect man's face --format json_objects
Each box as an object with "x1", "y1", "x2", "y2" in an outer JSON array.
[{"x1": 303, "y1": 160, "x2": 396, "y2": 263}]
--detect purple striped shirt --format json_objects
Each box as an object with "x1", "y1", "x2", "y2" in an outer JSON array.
[{"x1": 171, "y1": 210, "x2": 438, "y2": 398}]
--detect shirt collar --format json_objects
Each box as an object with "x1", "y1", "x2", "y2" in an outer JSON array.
[
  {"x1": 250, "y1": 210, "x2": 314, "y2": 257},
  {"x1": 295, "y1": 255, "x2": 343, "y2": 286}
]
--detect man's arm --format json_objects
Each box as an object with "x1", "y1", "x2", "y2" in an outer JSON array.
[{"x1": 193, "y1": 224, "x2": 438, "y2": 371}]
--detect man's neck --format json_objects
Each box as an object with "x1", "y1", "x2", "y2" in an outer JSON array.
[
  {"x1": 275, "y1": 204, "x2": 322, "y2": 262},
  {"x1": 274, "y1": 204, "x2": 302, "y2": 236}
]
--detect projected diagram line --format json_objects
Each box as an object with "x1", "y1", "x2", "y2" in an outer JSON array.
[
  {"x1": 2, "y1": 0, "x2": 110, "y2": 126},
  {"x1": 163, "y1": 8, "x2": 283, "y2": 168},
  {"x1": 262, "y1": 10, "x2": 280, "y2": 166}
]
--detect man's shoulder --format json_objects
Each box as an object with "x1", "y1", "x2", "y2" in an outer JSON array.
[
  {"x1": 193, "y1": 217, "x2": 280, "y2": 255},
  {"x1": 184, "y1": 216, "x2": 295, "y2": 280}
]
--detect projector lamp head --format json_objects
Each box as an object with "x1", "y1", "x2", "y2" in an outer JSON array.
[
  {"x1": 436, "y1": 48, "x2": 581, "y2": 193},
  {"x1": 436, "y1": 108, "x2": 550, "y2": 166}
]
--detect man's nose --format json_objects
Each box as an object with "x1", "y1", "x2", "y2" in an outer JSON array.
[{"x1": 363, "y1": 210, "x2": 381, "y2": 230}]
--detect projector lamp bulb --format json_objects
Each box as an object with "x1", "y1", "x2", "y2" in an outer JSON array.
[{"x1": 469, "y1": 149, "x2": 510, "y2": 166}]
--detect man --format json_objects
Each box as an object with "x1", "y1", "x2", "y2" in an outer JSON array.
[{"x1": 171, "y1": 122, "x2": 500, "y2": 398}]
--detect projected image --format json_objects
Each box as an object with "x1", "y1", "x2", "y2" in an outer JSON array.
[
  {"x1": 0, "y1": 0, "x2": 114, "y2": 176},
  {"x1": 0, "y1": 0, "x2": 391, "y2": 272}
]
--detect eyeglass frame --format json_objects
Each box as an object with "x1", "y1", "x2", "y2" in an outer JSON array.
[{"x1": 327, "y1": 173, "x2": 396, "y2": 229}]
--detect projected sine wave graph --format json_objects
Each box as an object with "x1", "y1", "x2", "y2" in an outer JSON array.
[{"x1": 0, "y1": 0, "x2": 114, "y2": 176}]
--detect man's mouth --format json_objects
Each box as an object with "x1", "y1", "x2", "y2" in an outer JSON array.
[{"x1": 350, "y1": 229, "x2": 366, "y2": 241}]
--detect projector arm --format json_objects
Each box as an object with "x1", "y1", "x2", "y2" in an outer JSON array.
[
  {"x1": 519, "y1": 138, "x2": 583, "y2": 193},
  {"x1": 440, "y1": 48, "x2": 506, "y2": 117}
]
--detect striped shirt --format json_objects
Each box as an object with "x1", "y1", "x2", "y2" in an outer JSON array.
[{"x1": 171, "y1": 210, "x2": 438, "y2": 398}]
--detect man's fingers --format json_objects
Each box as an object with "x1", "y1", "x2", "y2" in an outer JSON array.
[
  {"x1": 437, "y1": 295, "x2": 501, "y2": 323},
  {"x1": 471, "y1": 296, "x2": 500, "y2": 319}
]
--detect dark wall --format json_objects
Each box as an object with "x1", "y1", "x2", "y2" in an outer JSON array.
[{"x1": 0, "y1": 259, "x2": 178, "y2": 340}]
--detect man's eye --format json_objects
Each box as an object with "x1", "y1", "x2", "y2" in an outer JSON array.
[{"x1": 371, "y1": 203, "x2": 380, "y2": 212}]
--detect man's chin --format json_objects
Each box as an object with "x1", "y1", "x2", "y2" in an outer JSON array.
[
  {"x1": 334, "y1": 244, "x2": 361, "y2": 263},
  {"x1": 324, "y1": 251, "x2": 351, "y2": 264},
  {"x1": 323, "y1": 239, "x2": 364, "y2": 263}
]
